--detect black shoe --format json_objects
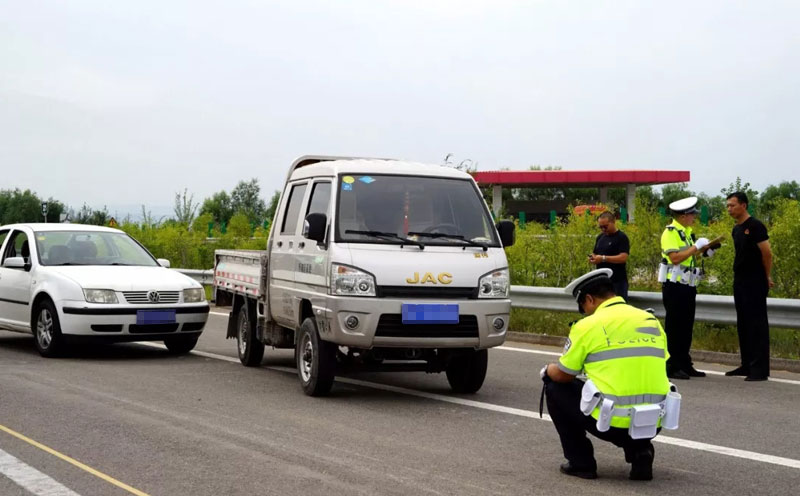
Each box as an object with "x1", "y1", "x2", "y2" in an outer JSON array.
[
  {"x1": 725, "y1": 367, "x2": 749, "y2": 377},
  {"x1": 744, "y1": 376, "x2": 768, "y2": 382},
  {"x1": 683, "y1": 366, "x2": 706, "y2": 378},
  {"x1": 559, "y1": 462, "x2": 598, "y2": 479},
  {"x1": 667, "y1": 369, "x2": 690, "y2": 380},
  {"x1": 629, "y1": 447, "x2": 654, "y2": 481}
]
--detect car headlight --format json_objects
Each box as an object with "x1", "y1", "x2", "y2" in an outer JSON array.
[
  {"x1": 478, "y1": 268, "x2": 509, "y2": 298},
  {"x1": 330, "y1": 263, "x2": 376, "y2": 297},
  {"x1": 183, "y1": 288, "x2": 206, "y2": 303},
  {"x1": 83, "y1": 289, "x2": 118, "y2": 304}
]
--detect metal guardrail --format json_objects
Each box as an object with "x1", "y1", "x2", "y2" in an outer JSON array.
[
  {"x1": 511, "y1": 285, "x2": 800, "y2": 329},
  {"x1": 175, "y1": 268, "x2": 214, "y2": 286},
  {"x1": 174, "y1": 268, "x2": 800, "y2": 330}
]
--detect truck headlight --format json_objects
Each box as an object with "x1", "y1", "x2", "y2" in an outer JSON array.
[
  {"x1": 183, "y1": 288, "x2": 206, "y2": 303},
  {"x1": 331, "y1": 263, "x2": 376, "y2": 297},
  {"x1": 478, "y1": 268, "x2": 509, "y2": 298},
  {"x1": 83, "y1": 289, "x2": 119, "y2": 304}
]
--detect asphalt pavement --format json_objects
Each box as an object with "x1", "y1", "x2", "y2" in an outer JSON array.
[{"x1": 1, "y1": 308, "x2": 799, "y2": 496}]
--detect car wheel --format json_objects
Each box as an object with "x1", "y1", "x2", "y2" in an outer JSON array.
[
  {"x1": 33, "y1": 299, "x2": 66, "y2": 358},
  {"x1": 164, "y1": 334, "x2": 199, "y2": 355},
  {"x1": 237, "y1": 306, "x2": 264, "y2": 367},
  {"x1": 445, "y1": 349, "x2": 488, "y2": 394},
  {"x1": 296, "y1": 317, "x2": 336, "y2": 396}
]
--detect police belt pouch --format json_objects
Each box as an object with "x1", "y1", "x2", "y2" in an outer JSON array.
[
  {"x1": 628, "y1": 404, "x2": 661, "y2": 439},
  {"x1": 662, "y1": 390, "x2": 681, "y2": 430},
  {"x1": 580, "y1": 380, "x2": 603, "y2": 415}
]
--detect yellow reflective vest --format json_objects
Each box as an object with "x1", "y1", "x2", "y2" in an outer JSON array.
[{"x1": 558, "y1": 297, "x2": 671, "y2": 428}]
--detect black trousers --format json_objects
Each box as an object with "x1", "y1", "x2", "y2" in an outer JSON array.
[
  {"x1": 613, "y1": 279, "x2": 629, "y2": 301},
  {"x1": 544, "y1": 380, "x2": 655, "y2": 469},
  {"x1": 662, "y1": 282, "x2": 697, "y2": 371},
  {"x1": 733, "y1": 281, "x2": 770, "y2": 377}
]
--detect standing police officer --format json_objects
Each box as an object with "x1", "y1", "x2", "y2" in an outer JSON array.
[
  {"x1": 659, "y1": 197, "x2": 715, "y2": 380},
  {"x1": 541, "y1": 269, "x2": 675, "y2": 481}
]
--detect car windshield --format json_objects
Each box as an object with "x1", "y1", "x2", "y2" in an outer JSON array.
[
  {"x1": 34, "y1": 231, "x2": 159, "y2": 267},
  {"x1": 336, "y1": 174, "x2": 499, "y2": 246}
]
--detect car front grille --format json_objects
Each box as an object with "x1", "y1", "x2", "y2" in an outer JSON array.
[
  {"x1": 123, "y1": 291, "x2": 180, "y2": 304},
  {"x1": 374, "y1": 314, "x2": 479, "y2": 338},
  {"x1": 376, "y1": 286, "x2": 478, "y2": 299}
]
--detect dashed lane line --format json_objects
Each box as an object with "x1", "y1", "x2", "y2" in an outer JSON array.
[
  {"x1": 0, "y1": 446, "x2": 81, "y2": 496},
  {"x1": 140, "y1": 343, "x2": 800, "y2": 471}
]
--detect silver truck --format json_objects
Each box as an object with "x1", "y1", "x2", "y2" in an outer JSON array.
[{"x1": 214, "y1": 156, "x2": 515, "y2": 396}]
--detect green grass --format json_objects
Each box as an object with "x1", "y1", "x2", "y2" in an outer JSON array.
[{"x1": 510, "y1": 308, "x2": 800, "y2": 360}]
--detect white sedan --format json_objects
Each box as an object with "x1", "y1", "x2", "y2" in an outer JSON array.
[{"x1": 0, "y1": 223, "x2": 209, "y2": 357}]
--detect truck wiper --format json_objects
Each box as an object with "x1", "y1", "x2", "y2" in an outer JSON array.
[
  {"x1": 407, "y1": 232, "x2": 488, "y2": 251},
  {"x1": 345, "y1": 230, "x2": 425, "y2": 250}
]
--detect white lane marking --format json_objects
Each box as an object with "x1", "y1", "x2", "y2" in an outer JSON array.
[
  {"x1": 209, "y1": 311, "x2": 228, "y2": 317},
  {"x1": 496, "y1": 345, "x2": 800, "y2": 386},
  {"x1": 140, "y1": 343, "x2": 800, "y2": 471},
  {"x1": 0, "y1": 447, "x2": 81, "y2": 496}
]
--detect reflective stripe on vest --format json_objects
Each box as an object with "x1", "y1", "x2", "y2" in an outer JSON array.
[
  {"x1": 636, "y1": 327, "x2": 661, "y2": 336},
  {"x1": 603, "y1": 392, "x2": 667, "y2": 405},
  {"x1": 584, "y1": 347, "x2": 666, "y2": 363}
]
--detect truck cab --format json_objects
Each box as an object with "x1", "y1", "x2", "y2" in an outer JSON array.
[{"x1": 215, "y1": 156, "x2": 515, "y2": 396}]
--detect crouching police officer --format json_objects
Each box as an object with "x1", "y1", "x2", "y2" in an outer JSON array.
[{"x1": 540, "y1": 269, "x2": 680, "y2": 481}]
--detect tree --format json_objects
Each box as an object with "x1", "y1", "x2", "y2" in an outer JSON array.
[
  {"x1": 264, "y1": 190, "x2": 281, "y2": 226},
  {"x1": 720, "y1": 177, "x2": 759, "y2": 214},
  {"x1": 71, "y1": 204, "x2": 110, "y2": 225},
  {"x1": 759, "y1": 181, "x2": 800, "y2": 220},
  {"x1": 200, "y1": 191, "x2": 234, "y2": 225},
  {"x1": 660, "y1": 183, "x2": 694, "y2": 210},
  {"x1": 0, "y1": 189, "x2": 42, "y2": 224},
  {"x1": 230, "y1": 178, "x2": 267, "y2": 224},
  {"x1": 173, "y1": 188, "x2": 199, "y2": 225},
  {"x1": 634, "y1": 186, "x2": 661, "y2": 210},
  {"x1": 227, "y1": 212, "x2": 251, "y2": 238}
]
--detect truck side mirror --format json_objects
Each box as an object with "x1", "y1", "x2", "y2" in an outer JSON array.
[
  {"x1": 303, "y1": 213, "x2": 327, "y2": 244},
  {"x1": 496, "y1": 220, "x2": 515, "y2": 247}
]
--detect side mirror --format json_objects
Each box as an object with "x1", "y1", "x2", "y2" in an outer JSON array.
[
  {"x1": 3, "y1": 257, "x2": 27, "y2": 270},
  {"x1": 157, "y1": 258, "x2": 171, "y2": 268},
  {"x1": 496, "y1": 220, "x2": 516, "y2": 247},
  {"x1": 303, "y1": 213, "x2": 327, "y2": 244}
]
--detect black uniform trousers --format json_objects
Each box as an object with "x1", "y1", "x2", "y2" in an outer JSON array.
[
  {"x1": 662, "y1": 281, "x2": 697, "y2": 372},
  {"x1": 544, "y1": 379, "x2": 655, "y2": 469},
  {"x1": 613, "y1": 279, "x2": 629, "y2": 301},
  {"x1": 733, "y1": 280, "x2": 770, "y2": 378}
]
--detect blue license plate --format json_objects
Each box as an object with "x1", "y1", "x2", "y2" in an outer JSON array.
[
  {"x1": 136, "y1": 310, "x2": 176, "y2": 325},
  {"x1": 401, "y1": 304, "x2": 459, "y2": 324}
]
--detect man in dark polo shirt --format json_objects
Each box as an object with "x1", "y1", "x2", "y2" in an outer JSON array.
[
  {"x1": 589, "y1": 211, "x2": 630, "y2": 300},
  {"x1": 725, "y1": 191, "x2": 773, "y2": 381}
]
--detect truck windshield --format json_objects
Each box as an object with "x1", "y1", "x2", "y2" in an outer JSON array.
[
  {"x1": 34, "y1": 231, "x2": 159, "y2": 266},
  {"x1": 336, "y1": 174, "x2": 499, "y2": 246}
]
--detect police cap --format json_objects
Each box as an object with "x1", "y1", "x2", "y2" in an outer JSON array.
[
  {"x1": 564, "y1": 268, "x2": 613, "y2": 301},
  {"x1": 669, "y1": 196, "x2": 699, "y2": 214}
]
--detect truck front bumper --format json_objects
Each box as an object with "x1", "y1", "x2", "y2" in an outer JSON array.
[{"x1": 318, "y1": 296, "x2": 509, "y2": 349}]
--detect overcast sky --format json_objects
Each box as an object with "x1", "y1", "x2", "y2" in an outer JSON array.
[{"x1": 1, "y1": 0, "x2": 798, "y2": 212}]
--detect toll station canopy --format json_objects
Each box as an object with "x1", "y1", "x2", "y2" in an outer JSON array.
[{"x1": 473, "y1": 170, "x2": 690, "y2": 222}]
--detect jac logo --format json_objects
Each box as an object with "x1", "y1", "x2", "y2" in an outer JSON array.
[{"x1": 406, "y1": 272, "x2": 453, "y2": 284}]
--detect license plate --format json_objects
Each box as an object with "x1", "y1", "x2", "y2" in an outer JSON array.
[
  {"x1": 401, "y1": 304, "x2": 459, "y2": 324},
  {"x1": 136, "y1": 310, "x2": 176, "y2": 325}
]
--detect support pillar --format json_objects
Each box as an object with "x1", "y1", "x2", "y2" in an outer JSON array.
[
  {"x1": 625, "y1": 183, "x2": 636, "y2": 222},
  {"x1": 492, "y1": 184, "x2": 503, "y2": 219},
  {"x1": 599, "y1": 186, "x2": 608, "y2": 204}
]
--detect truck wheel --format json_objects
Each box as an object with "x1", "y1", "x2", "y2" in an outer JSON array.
[
  {"x1": 296, "y1": 317, "x2": 336, "y2": 396},
  {"x1": 33, "y1": 299, "x2": 66, "y2": 358},
  {"x1": 237, "y1": 307, "x2": 264, "y2": 366},
  {"x1": 164, "y1": 334, "x2": 199, "y2": 354},
  {"x1": 445, "y1": 349, "x2": 488, "y2": 394}
]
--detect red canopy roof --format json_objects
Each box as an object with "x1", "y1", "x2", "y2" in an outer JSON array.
[{"x1": 473, "y1": 170, "x2": 689, "y2": 188}]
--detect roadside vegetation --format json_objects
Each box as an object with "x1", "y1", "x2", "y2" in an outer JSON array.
[{"x1": 3, "y1": 175, "x2": 799, "y2": 358}]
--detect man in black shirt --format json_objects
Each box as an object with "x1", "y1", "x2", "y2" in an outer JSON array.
[
  {"x1": 590, "y1": 212, "x2": 630, "y2": 300},
  {"x1": 725, "y1": 191, "x2": 773, "y2": 381}
]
